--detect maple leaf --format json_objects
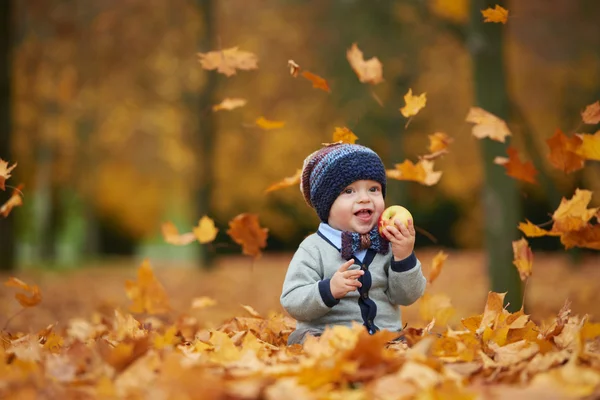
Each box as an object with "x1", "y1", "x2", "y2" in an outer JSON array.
[
  {"x1": 226, "y1": 213, "x2": 268, "y2": 259},
  {"x1": 546, "y1": 128, "x2": 585, "y2": 173},
  {"x1": 552, "y1": 189, "x2": 598, "y2": 233},
  {"x1": 399, "y1": 89, "x2": 427, "y2": 118},
  {"x1": 255, "y1": 116, "x2": 285, "y2": 130},
  {"x1": 574, "y1": 131, "x2": 600, "y2": 161},
  {"x1": 478, "y1": 292, "x2": 506, "y2": 334},
  {"x1": 0, "y1": 159, "x2": 17, "y2": 191},
  {"x1": 512, "y1": 238, "x2": 533, "y2": 281},
  {"x1": 212, "y1": 98, "x2": 247, "y2": 112},
  {"x1": 427, "y1": 250, "x2": 448, "y2": 285},
  {"x1": 125, "y1": 259, "x2": 171, "y2": 315},
  {"x1": 518, "y1": 219, "x2": 561, "y2": 238},
  {"x1": 494, "y1": 146, "x2": 538, "y2": 184},
  {"x1": 301, "y1": 71, "x2": 330, "y2": 93},
  {"x1": 161, "y1": 222, "x2": 196, "y2": 246},
  {"x1": 560, "y1": 224, "x2": 600, "y2": 250},
  {"x1": 197, "y1": 47, "x2": 258, "y2": 77},
  {"x1": 0, "y1": 184, "x2": 24, "y2": 217},
  {"x1": 386, "y1": 159, "x2": 442, "y2": 186},
  {"x1": 4, "y1": 277, "x2": 42, "y2": 307},
  {"x1": 332, "y1": 127, "x2": 358, "y2": 144},
  {"x1": 265, "y1": 169, "x2": 301, "y2": 193},
  {"x1": 428, "y1": 132, "x2": 453, "y2": 154},
  {"x1": 481, "y1": 5, "x2": 509, "y2": 24},
  {"x1": 466, "y1": 107, "x2": 511, "y2": 142},
  {"x1": 581, "y1": 100, "x2": 600, "y2": 124},
  {"x1": 193, "y1": 215, "x2": 219, "y2": 244},
  {"x1": 346, "y1": 43, "x2": 383, "y2": 85}
]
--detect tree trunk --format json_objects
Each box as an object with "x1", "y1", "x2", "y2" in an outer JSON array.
[
  {"x1": 0, "y1": 0, "x2": 15, "y2": 271},
  {"x1": 469, "y1": 0, "x2": 522, "y2": 311}
]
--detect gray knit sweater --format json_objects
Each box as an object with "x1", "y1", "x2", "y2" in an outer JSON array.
[{"x1": 280, "y1": 232, "x2": 427, "y2": 345}]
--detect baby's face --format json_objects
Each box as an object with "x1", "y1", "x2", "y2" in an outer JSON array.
[{"x1": 327, "y1": 179, "x2": 385, "y2": 234}]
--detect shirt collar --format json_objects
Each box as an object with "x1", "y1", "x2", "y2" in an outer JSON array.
[{"x1": 318, "y1": 223, "x2": 342, "y2": 249}]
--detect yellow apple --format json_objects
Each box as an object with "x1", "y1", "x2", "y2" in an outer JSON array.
[{"x1": 378, "y1": 205, "x2": 413, "y2": 235}]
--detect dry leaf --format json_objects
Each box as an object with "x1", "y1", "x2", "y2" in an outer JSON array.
[
  {"x1": 386, "y1": 159, "x2": 442, "y2": 186},
  {"x1": 400, "y1": 89, "x2": 427, "y2": 118},
  {"x1": 581, "y1": 101, "x2": 600, "y2": 124},
  {"x1": 346, "y1": 43, "x2": 383, "y2": 85},
  {"x1": 265, "y1": 169, "x2": 302, "y2": 193},
  {"x1": 212, "y1": 98, "x2": 247, "y2": 112},
  {"x1": 125, "y1": 259, "x2": 171, "y2": 315},
  {"x1": 256, "y1": 117, "x2": 285, "y2": 130},
  {"x1": 161, "y1": 222, "x2": 196, "y2": 246},
  {"x1": 301, "y1": 71, "x2": 330, "y2": 93},
  {"x1": 332, "y1": 127, "x2": 358, "y2": 144},
  {"x1": 241, "y1": 304, "x2": 262, "y2": 318},
  {"x1": 0, "y1": 184, "x2": 24, "y2": 217},
  {"x1": 197, "y1": 47, "x2": 258, "y2": 77},
  {"x1": 574, "y1": 131, "x2": 600, "y2": 161},
  {"x1": 552, "y1": 189, "x2": 598, "y2": 233},
  {"x1": 4, "y1": 277, "x2": 42, "y2": 307},
  {"x1": 0, "y1": 159, "x2": 17, "y2": 191},
  {"x1": 546, "y1": 128, "x2": 585, "y2": 173},
  {"x1": 226, "y1": 213, "x2": 268, "y2": 259},
  {"x1": 191, "y1": 296, "x2": 217, "y2": 309},
  {"x1": 419, "y1": 293, "x2": 456, "y2": 326},
  {"x1": 466, "y1": 107, "x2": 511, "y2": 142},
  {"x1": 560, "y1": 224, "x2": 600, "y2": 250},
  {"x1": 193, "y1": 216, "x2": 219, "y2": 244},
  {"x1": 287, "y1": 59, "x2": 300, "y2": 77},
  {"x1": 518, "y1": 220, "x2": 561, "y2": 238},
  {"x1": 428, "y1": 132, "x2": 453, "y2": 153},
  {"x1": 428, "y1": 251, "x2": 448, "y2": 285},
  {"x1": 481, "y1": 5, "x2": 509, "y2": 24},
  {"x1": 512, "y1": 238, "x2": 533, "y2": 281},
  {"x1": 494, "y1": 146, "x2": 538, "y2": 184}
]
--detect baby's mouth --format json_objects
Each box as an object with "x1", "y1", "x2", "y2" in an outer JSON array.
[{"x1": 354, "y1": 209, "x2": 373, "y2": 219}]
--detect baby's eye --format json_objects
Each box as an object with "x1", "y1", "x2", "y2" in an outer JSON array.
[
  {"x1": 343, "y1": 188, "x2": 354, "y2": 194},
  {"x1": 369, "y1": 186, "x2": 381, "y2": 192}
]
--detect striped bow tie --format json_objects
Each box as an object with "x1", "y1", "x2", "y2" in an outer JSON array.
[{"x1": 340, "y1": 227, "x2": 389, "y2": 260}]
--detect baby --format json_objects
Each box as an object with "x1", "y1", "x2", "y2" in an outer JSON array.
[{"x1": 280, "y1": 143, "x2": 426, "y2": 345}]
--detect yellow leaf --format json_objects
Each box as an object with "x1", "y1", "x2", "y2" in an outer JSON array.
[
  {"x1": 191, "y1": 296, "x2": 217, "y2": 309},
  {"x1": 265, "y1": 169, "x2": 302, "y2": 193},
  {"x1": 209, "y1": 331, "x2": 241, "y2": 363},
  {"x1": 332, "y1": 127, "x2": 358, "y2": 144},
  {"x1": 427, "y1": 251, "x2": 448, "y2": 284},
  {"x1": 419, "y1": 292, "x2": 455, "y2": 326},
  {"x1": 574, "y1": 131, "x2": 600, "y2": 161},
  {"x1": 212, "y1": 98, "x2": 247, "y2": 112},
  {"x1": 481, "y1": 5, "x2": 509, "y2": 24},
  {"x1": 124, "y1": 259, "x2": 171, "y2": 315},
  {"x1": 581, "y1": 101, "x2": 600, "y2": 124},
  {"x1": 466, "y1": 107, "x2": 511, "y2": 142},
  {"x1": 153, "y1": 326, "x2": 179, "y2": 349},
  {"x1": 0, "y1": 159, "x2": 17, "y2": 191},
  {"x1": 518, "y1": 220, "x2": 561, "y2": 238},
  {"x1": 427, "y1": 132, "x2": 453, "y2": 153},
  {"x1": 346, "y1": 43, "x2": 383, "y2": 85},
  {"x1": 386, "y1": 159, "x2": 442, "y2": 186},
  {"x1": 4, "y1": 277, "x2": 42, "y2": 307},
  {"x1": 512, "y1": 238, "x2": 533, "y2": 281},
  {"x1": 255, "y1": 116, "x2": 285, "y2": 130},
  {"x1": 226, "y1": 213, "x2": 268, "y2": 259},
  {"x1": 400, "y1": 89, "x2": 427, "y2": 118},
  {"x1": 161, "y1": 221, "x2": 196, "y2": 246},
  {"x1": 478, "y1": 292, "x2": 506, "y2": 333},
  {"x1": 552, "y1": 189, "x2": 598, "y2": 233},
  {"x1": 581, "y1": 320, "x2": 600, "y2": 341},
  {"x1": 193, "y1": 215, "x2": 219, "y2": 244},
  {"x1": 197, "y1": 47, "x2": 258, "y2": 77}
]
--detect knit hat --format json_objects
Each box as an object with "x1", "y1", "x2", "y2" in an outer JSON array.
[{"x1": 300, "y1": 143, "x2": 387, "y2": 222}]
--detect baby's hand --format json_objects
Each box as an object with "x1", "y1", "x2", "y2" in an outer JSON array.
[
  {"x1": 382, "y1": 218, "x2": 416, "y2": 261},
  {"x1": 330, "y1": 259, "x2": 364, "y2": 299}
]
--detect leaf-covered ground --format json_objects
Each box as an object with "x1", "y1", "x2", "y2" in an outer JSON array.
[{"x1": 2, "y1": 250, "x2": 600, "y2": 399}]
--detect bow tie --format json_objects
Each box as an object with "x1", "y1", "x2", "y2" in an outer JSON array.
[{"x1": 340, "y1": 227, "x2": 389, "y2": 260}]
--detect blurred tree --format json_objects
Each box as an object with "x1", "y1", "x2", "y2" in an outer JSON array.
[
  {"x1": 0, "y1": 0, "x2": 15, "y2": 271},
  {"x1": 469, "y1": 0, "x2": 522, "y2": 311}
]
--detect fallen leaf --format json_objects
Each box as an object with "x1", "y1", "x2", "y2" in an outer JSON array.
[
  {"x1": 386, "y1": 159, "x2": 442, "y2": 186},
  {"x1": 574, "y1": 131, "x2": 600, "y2": 161},
  {"x1": 332, "y1": 127, "x2": 358, "y2": 144},
  {"x1": 552, "y1": 189, "x2": 598, "y2": 233},
  {"x1": 125, "y1": 259, "x2": 171, "y2": 315},
  {"x1": 0, "y1": 184, "x2": 24, "y2": 217},
  {"x1": 265, "y1": 169, "x2": 302, "y2": 193},
  {"x1": 400, "y1": 89, "x2": 427, "y2": 118},
  {"x1": 495, "y1": 146, "x2": 538, "y2": 184},
  {"x1": 428, "y1": 250, "x2": 448, "y2": 284},
  {"x1": 212, "y1": 98, "x2": 247, "y2": 112},
  {"x1": 512, "y1": 238, "x2": 533, "y2": 281},
  {"x1": 301, "y1": 71, "x2": 330, "y2": 93},
  {"x1": 197, "y1": 47, "x2": 258, "y2": 77},
  {"x1": 161, "y1": 222, "x2": 196, "y2": 246},
  {"x1": 193, "y1": 215, "x2": 219, "y2": 244},
  {"x1": 546, "y1": 128, "x2": 585, "y2": 173},
  {"x1": 346, "y1": 43, "x2": 383, "y2": 85},
  {"x1": 481, "y1": 5, "x2": 509, "y2": 24},
  {"x1": 256, "y1": 117, "x2": 285, "y2": 130},
  {"x1": 4, "y1": 277, "x2": 42, "y2": 307},
  {"x1": 466, "y1": 107, "x2": 511, "y2": 142},
  {"x1": 0, "y1": 159, "x2": 17, "y2": 190},
  {"x1": 226, "y1": 213, "x2": 268, "y2": 259},
  {"x1": 581, "y1": 101, "x2": 600, "y2": 124}
]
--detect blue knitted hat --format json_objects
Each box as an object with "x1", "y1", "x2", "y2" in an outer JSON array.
[{"x1": 300, "y1": 143, "x2": 387, "y2": 222}]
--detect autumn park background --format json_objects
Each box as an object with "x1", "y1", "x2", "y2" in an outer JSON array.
[{"x1": 1, "y1": 0, "x2": 600, "y2": 398}]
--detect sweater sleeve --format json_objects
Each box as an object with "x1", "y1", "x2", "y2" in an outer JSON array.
[
  {"x1": 280, "y1": 246, "x2": 338, "y2": 322},
  {"x1": 385, "y1": 252, "x2": 427, "y2": 306}
]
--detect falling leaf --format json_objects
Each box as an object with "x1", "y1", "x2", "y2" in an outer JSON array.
[
  {"x1": 161, "y1": 222, "x2": 196, "y2": 246},
  {"x1": 255, "y1": 117, "x2": 285, "y2": 130},
  {"x1": 574, "y1": 131, "x2": 600, "y2": 161},
  {"x1": 481, "y1": 5, "x2": 508, "y2": 24},
  {"x1": 386, "y1": 159, "x2": 442, "y2": 186},
  {"x1": 400, "y1": 89, "x2": 427, "y2": 118},
  {"x1": 346, "y1": 43, "x2": 383, "y2": 85},
  {"x1": 428, "y1": 132, "x2": 453, "y2": 154},
  {"x1": 428, "y1": 251, "x2": 448, "y2": 284},
  {"x1": 581, "y1": 101, "x2": 600, "y2": 124},
  {"x1": 197, "y1": 47, "x2": 258, "y2": 77},
  {"x1": 241, "y1": 304, "x2": 262, "y2": 318},
  {"x1": 287, "y1": 59, "x2": 300, "y2": 77},
  {"x1": 226, "y1": 213, "x2": 268, "y2": 259},
  {"x1": 4, "y1": 277, "x2": 42, "y2": 307},
  {"x1": 419, "y1": 293, "x2": 455, "y2": 326},
  {"x1": 0, "y1": 184, "x2": 24, "y2": 217},
  {"x1": 552, "y1": 189, "x2": 598, "y2": 233},
  {"x1": 518, "y1": 220, "x2": 560, "y2": 238},
  {"x1": 512, "y1": 238, "x2": 533, "y2": 281},
  {"x1": 193, "y1": 216, "x2": 219, "y2": 244},
  {"x1": 265, "y1": 169, "x2": 302, "y2": 193},
  {"x1": 0, "y1": 159, "x2": 17, "y2": 191},
  {"x1": 191, "y1": 296, "x2": 217, "y2": 309},
  {"x1": 301, "y1": 71, "x2": 330, "y2": 93},
  {"x1": 494, "y1": 146, "x2": 538, "y2": 184},
  {"x1": 466, "y1": 107, "x2": 512, "y2": 142},
  {"x1": 125, "y1": 259, "x2": 171, "y2": 315},
  {"x1": 332, "y1": 127, "x2": 358, "y2": 144},
  {"x1": 212, "y1": 98, "x2": 247, "y2": 112},
  {"x1": 560, "y1": 224, "x2": 600, "y2": 250},
  {"x1": 546, "y1": 128, "x2": 585, "y2": 173}
]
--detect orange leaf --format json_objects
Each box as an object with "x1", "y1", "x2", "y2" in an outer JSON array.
[
  {"x1": 161, "y1": 222, "x2": 196, "y2": 246},
  {"x1": 346, "y1": 43, "x2": 383, "y2": 85},
  {"x1": 560, "y1": 224, "x2": 600, "y2": 250},
  {"x1": 197, "y1": 47, "x2": 258, "y2": 77},
  {"x1": 0, "y1": 184, "x2": 24, "y2": 218},
  {"x1": 552, "y1": 189, "x2": 598, "y2": 233},
  {"x1": 226, "y1": 213, "x2": 268, "y2": 259},
  {"x1": 494, "y1": 146, "x2": 538, "y2": 184},
  {"x1": 193, "y1": 216, "x2": 219, "y2": 244},
  {"x1": 332, "y1": 127, "x2": 358, "y2": 144},
  {"x1": 428, "y1": 250, "x2": 448, "y2": 285},
  {"x1": 546, "y1": 128, "x2": 585, "y2": 173},
  {"x1": 419, "y1": 292, "x2": 455, "y2": 326},
  {"x1": 466, "y1": 107, "x2": 511, "y2": 142},
  {"x1": 428, "y1": 132, "x2": 453, "y2": 153},
  {"x1": 574, "y1": 131, "x2": 600, "y2": 161},
  {"x1": 301, "y1": 71, "x2": 330, "y2": 93},
  {"x1": 581, "y1": 101, "x2": 600, "y2": 124},
  {"x1": 518, "y1": 220, "x2": 560, "y2": 238},
  {"x1": 481, "y1": 5, "x2": 508, "y2": 24},
  {"x1": 125, "y1": 259, "x2": 171, "y2": 315},
  {"x1": 4, "y1": 277, "x2": 42, "y2": 307},
  {"x1": 287, "y1": 59, "x2": 300, "y2": 77},
  {"x1": 478, "y1": 292, "x2": 506, "y2": 333},
  {"x1": 399, "y1": 89, "x2": 427, "y2": 118},
  {"x1": 255, "y1": 116, "x2": 285, "y2": 130},
  {"x1": 265, "y1": 169, "x2": 301, "y2": 193},
  {"x1": 386, "y1": 159, "x2": 442, "y2": 186},
  {"x1": 0, "y1": 159, "x2": 17, "y2": 191},
  {"x1": 512, "y1": 238, "x2": 533, "y2": 281},
  {"x1": 212, "y1": 98, "x2": 247, "y2": 112}
]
